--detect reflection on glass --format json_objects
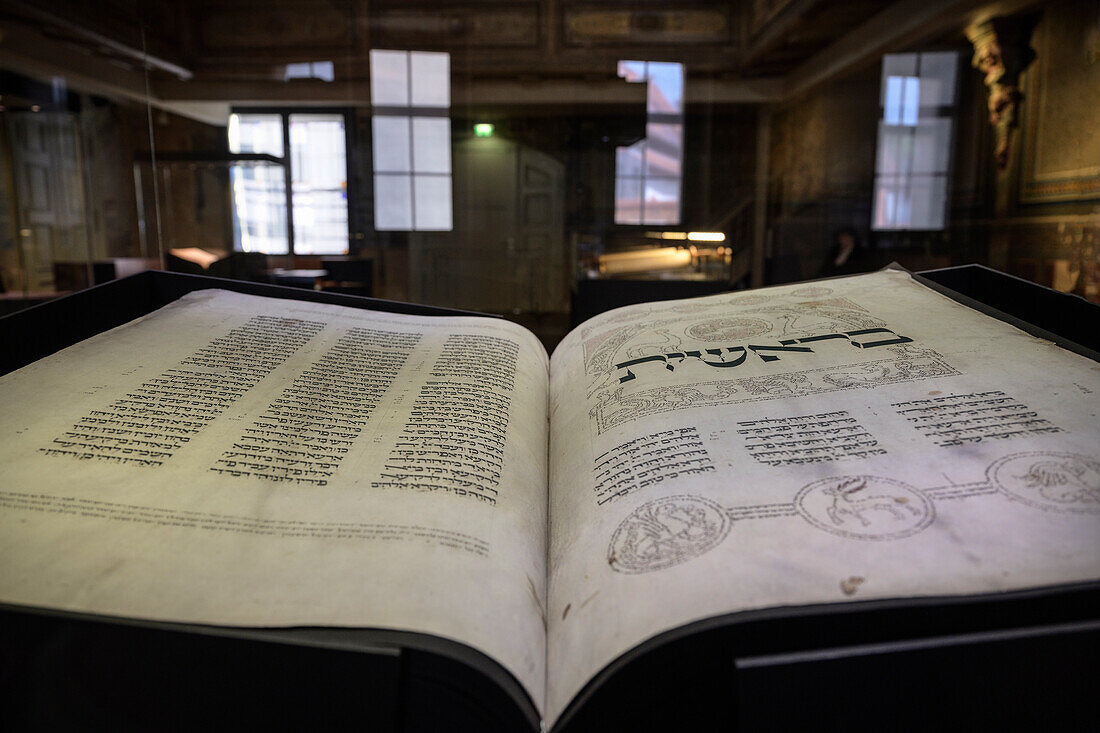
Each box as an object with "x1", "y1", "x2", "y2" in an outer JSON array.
[
  {"x1": 373, "y1": 116, "x2": 412, "y2": 173},
  {"x1": 412, "y1": 117, "x2": 451, "y2": 175},
  {"x1": 617, "y1": 60, "x2": 646, "y2": 83},
  {"x1": 884, "y1": 76, "x2": 919, "y2": 126},
  {"x1": 370, "y1": 50, "x2": 409, "y2": 106},
  {"x1": 873, "y1": 52, "x2": 957, "y2": 231},
  {"x1": 375, "y1": 174, "x2": 414, "y2": 230},
  {"x1": 410, "y1": 52, "x2": 450, "y2": 108},
  {"x1": 615, "y1": 177, "x2": 643, "y2": 225},
  {"x1": 229, "y1": 113, "x2": 288, "y2": 254},
  {"x1": 283, "y1": 61, "x2": 334, "y2": 82},
  {"x1": 414, "y1": 175, "x2": 453, "y2": 230},
  {"x1": 917, "y1": 52, "x2": 958, "y2": 107},
  {"x1": 645, "y1": 62, "x2": 683, "y2": 114},
  {"x1": 289, "y1": 114, "x2": 348, "y2": 255},
  {"x1": 912, "y1": 119, "x2": 952, "y2": 174},
  {"x1": 615, "y1": 60, "x2": 684, "y2": 226},
  {"x1": 370, "y1": 50, "x2": 453, "y2": 232},
  {"x1": 228, "y1": 112, "x2": 349, "y2": 254},
  {"x1": 644, "y1": 123, "x2": 683, "y2": 178},
  {"x1": 643, "y1": 179, "x2": 682, "y2": 226}
]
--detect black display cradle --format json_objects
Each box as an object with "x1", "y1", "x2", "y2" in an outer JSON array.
[{"x1": 2, "y1": 266, "x2": 1098, "y2": 732}]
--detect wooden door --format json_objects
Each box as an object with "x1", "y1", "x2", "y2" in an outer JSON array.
[
  {"x1": 410, "y1": 137, "x2": 565, "y2": 314},
  {"x1": 6, "y1": 113, "x2": 88, "y2": 290}
]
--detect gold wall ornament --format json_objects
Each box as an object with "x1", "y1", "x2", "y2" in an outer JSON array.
[{"x1": 965, "y1": 15, "x2": 1039, "y2": 169}]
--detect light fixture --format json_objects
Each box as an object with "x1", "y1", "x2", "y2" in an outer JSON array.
[
  {"x1": 474, "y1": 123, "x2": 494, "y2": 137},
  {"x1": 687, "y1": 231, "x2": 725, "y2": 242}
]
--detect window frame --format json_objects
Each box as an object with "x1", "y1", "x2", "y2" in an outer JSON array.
[
  {"x1": 871, "y1": 52, "x2": 960, "y2": 233},
  {"x1": 614, "y1": 60, "x2": 685, "y2": 227},
  {"x1": 228, "y1": 106, "x2": 355, "y2": 255},
  {"x1": 369, "y1": 49, "x2": 454, "y2": 232}
]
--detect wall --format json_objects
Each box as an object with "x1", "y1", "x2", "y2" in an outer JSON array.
[
  {"x1": 762, "y1": 0, "x2": 1100, "y2": 302},
  {"x1": 766, "y1": 62, "x2": 883, "y2": 283},
  {"x1": 1000, "y1": 0, "x2": 1100, "y2": 300}
]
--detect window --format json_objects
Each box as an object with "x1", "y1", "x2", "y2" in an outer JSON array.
[
  {"x1": 228, "y1": 112, "x2": 349, "y2": 254},
  {"x1": 872, "y1": 52, "x2": 958, "y2": 231},
  {"x1": 370, "y1": 50, "x2": 452, "y2": 231},
  {"x1": 615, "y1": 61, "x2": 684, "y2": 226}
]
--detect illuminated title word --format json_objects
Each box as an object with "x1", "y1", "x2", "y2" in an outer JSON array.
[{"x1": 613, "y1": 328, "x2": 913, "y2": 384}]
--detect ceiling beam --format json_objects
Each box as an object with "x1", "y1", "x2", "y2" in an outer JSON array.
[
  {"x1": 741, "y1": 0, "x2": 823, "y2": 67},
  {"x1": 155, "y1": 75, "x2": 784, "y2": 110},
  {"x1": 785, "y1": 0, "x2": 978, "y2": 99},
  {"x1": 0, "y1": 1, "x2": 192, "y2": 79},
  {"x1": 0, "y1": 17, "x2": 223, "y2": 125}
]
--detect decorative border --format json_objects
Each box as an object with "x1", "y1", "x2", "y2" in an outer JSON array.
[
  {"x1": 592, "y1": 352, "x2": 959, "y2": 434},
  {"x1": 1019, "y1": 11, "x2": 1100, "y2": 203}
]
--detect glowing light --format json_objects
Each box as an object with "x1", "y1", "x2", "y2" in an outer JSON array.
[
  {"x1": 474, "y1": 123, "x2": 494, "y2": 137},
  {"x1": 687, "y1": 231, "x2": 725, "y2": 242}
]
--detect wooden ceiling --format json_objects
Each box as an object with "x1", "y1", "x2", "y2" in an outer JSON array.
[{"x1": 0, "y1": 0, "x2": 1041, "y2": 122}]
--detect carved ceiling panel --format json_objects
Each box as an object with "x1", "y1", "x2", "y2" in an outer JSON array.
[
  {"x1": 369, "y1": 6, "x2": 540, "y2": 48},
  {"x1": 563, "y1": 8, "x2": 731, "y2": 47}
]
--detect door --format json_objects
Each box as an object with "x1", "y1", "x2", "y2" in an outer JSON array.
[
  {"x1": 6, "y1": 113, "x2": 88, "y2": 290},
  {"x1": 409, "y1": 137, "x2": 566, "y2": 314}
]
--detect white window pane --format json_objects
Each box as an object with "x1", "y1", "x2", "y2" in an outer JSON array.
[
  {"x1": 615, "y1": 176, "x2": 642, "y2": 224},
  {"x1": 872, "y1": 179, "x2": 900, "y2": 230},
  {"x1": 414, "y1": 175, "x2": 452, "y2": 230},
  {"x1": 617, "y1": 60, "x2": 646, "y2": 83},
  {"x1": 410, "y1": 52, "x2": 450, "y2": 108},
  {"x1": 876, "y1": 123, "x2": 913, "y2": 177},
  {"x1": 288, "y1": 114, "x2": 348, "y2": 254},
  {"x1": 229, "y1": 114, "x2": 283, "y2": 156},
  {"x1": 231, "y1": 166, "x2": 288, "y2": 253},
  {"x1": 290, "y1": 114, "x2": 346, "y2": 186},
  {"x1": 646, "y1": 62, "x2": 683, "y2": 114},
  {"x1": 312, "y1": 61, "x2": 335, "y2": 82},
  {"x1": 902, "y1": 77, "x2": 920, "y2": 126},
  {"x1": 284, "y1": 61, "x2": 334, "y2": 82},
  {"x1": 616, "y1": 143, "x2": 643, "y2": 177},
  {"x1": 918, "y1": 52, "x2": 958, "y2": 107},
  {"x1": 881, "y1": 53, "x2": 917, "y2": 104},
  {"x1": 908, "y1": 175, "x2": 947, "y2": 229},
  {"x1": 884, "y1": 77, "x2": 903, "y2": 125},
  {"x1": 373, "y1": 116, "x2": 411, "y2": 173},
  {"x1": 645, "y1": 123, "x2": 683, "y2": 178},
  {"x1": 370, "y1": 50, "x2": 409, "y2": 106},
  {"x1": 375, "y1": 174, "x2": 413, "y2": 230},
  {"x1": 284, "y1": 62, "x2": 312, "y2": 81},
  {"x1": 412, "y1": 117, "x2": 451, "y2": 174},
  {"x1": 912, "y1": 118, "x2": 952, "y2": 174},
  {"x1": 643, "y1": 178, "x2": 681, "y2": 225},
  {"x1": 885, "y1": 76, "x2": 919, "y2": 126}
]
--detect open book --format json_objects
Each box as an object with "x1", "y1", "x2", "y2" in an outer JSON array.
[{"x1": 1, "y1": 269, "x2": 1098, "y2": 729}]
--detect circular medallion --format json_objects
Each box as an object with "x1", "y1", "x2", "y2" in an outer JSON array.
[
  {"x1": 608, "y1": 495, "x2": 731, "y2": 573},
  {"x1": 795, "y1": 476, "x2": 933, "y2": 541},
  {"x1": 987, "y1": 452, "x2": 1100, "y2": 514},
  {"x1": 686, "y1": 317, "x2": 771, "y2": 342}
]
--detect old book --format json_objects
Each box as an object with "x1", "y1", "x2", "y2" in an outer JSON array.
[{"x1": 1, "y1": 268, "x2": 1097, "y2": 730}]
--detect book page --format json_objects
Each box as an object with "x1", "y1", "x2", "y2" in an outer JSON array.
[
  {"x1": 545, "y1": 269, "x2": 1100, "y2": 723},
  {"x1": 0, "y1": 290, "x2": 550, "y2": 713}
]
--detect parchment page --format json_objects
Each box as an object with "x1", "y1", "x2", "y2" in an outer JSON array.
[
  {"x1": 0, "y1": 290, "x2": 550, "y2": 712},
  {"x1": 546, "y1": 269, "x2": 1100, "y2": 722}
]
